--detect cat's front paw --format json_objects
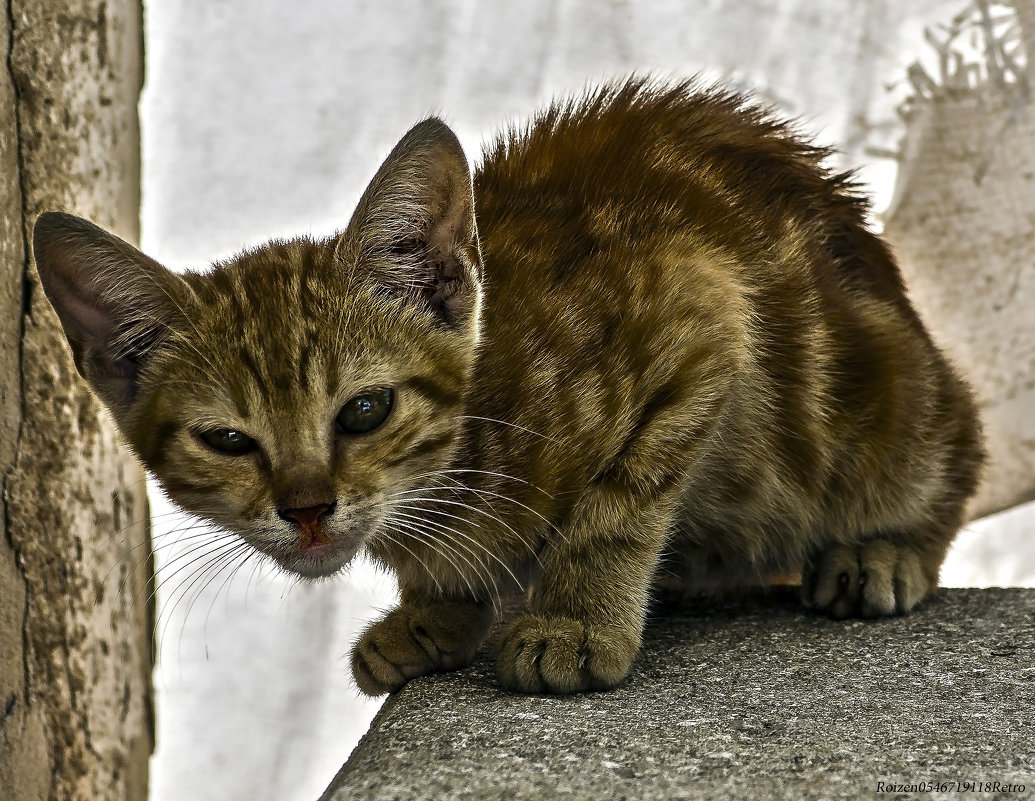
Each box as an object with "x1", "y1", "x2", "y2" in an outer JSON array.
[
  {"x1": 351, "y1": 600, "x2": 493, "y2": 696},
  {"x1": 802, "y1": 539, "x2": 934, "y2": 619},
  {"x1": 495, "y1": 615, "x2": 639, "y2": 694}
]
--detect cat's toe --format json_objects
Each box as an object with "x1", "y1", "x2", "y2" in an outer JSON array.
[
  {"x1": 496, "y1": 615, "x2": 638, "y2": 694},
  {"x1": 350, "y1": 601, "x2": 492, "y2": 696},
  {"x1": 803, "y1": 539, "x2": 933, "y2": 619},
  {"x1": 351, "y1": 608, "x2": 431, "y2": 695}
]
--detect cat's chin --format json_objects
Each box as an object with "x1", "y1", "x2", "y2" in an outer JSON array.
[{"x1": 273, "y1": 541, "x2": 361, "y2": 580}]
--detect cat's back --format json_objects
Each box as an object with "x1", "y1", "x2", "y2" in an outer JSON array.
[
  {"x1": 476, "y1": 78, "x2": 823, "y2": 212},
  {"x1": 463, "y1": 78, "x2": 981, "y2": 541},
  {"x1": 473, "y1": 77, "x2": 909, "y2": 315}
]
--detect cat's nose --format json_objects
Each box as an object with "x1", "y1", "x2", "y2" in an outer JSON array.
[{"x1": 277, "y1": 501, "x2": 337, "y2": 527}]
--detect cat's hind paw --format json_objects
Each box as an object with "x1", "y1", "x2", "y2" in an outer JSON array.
[
  {"x1": 802, "y1": 539, "x2": 934, "y2": 619},
  {"x1": 495, "y1": 615, "x2": 639, "y2": 694},
  {"x1": 350, "y1": 600, "x2": 493, "y2": 696}
]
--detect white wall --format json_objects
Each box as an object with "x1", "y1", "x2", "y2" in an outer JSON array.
[{"x1": 140, "y1": 3, "x2": 1027, "y2": 801}]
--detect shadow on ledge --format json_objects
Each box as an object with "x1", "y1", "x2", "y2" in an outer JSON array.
[{"x1": 320, "y1": 588, "x2": 1033, "y2": 800}]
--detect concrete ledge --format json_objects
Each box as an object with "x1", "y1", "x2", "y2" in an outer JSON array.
[{"x1": 320, "y1": 589, "x2": 1034, "y2": 800}]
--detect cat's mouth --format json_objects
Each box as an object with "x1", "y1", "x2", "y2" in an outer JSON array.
[
  {"x1": 297, "y1": 519, "x2": 335, "y2": 550},
  {"x1": 271, "y1": 528, "x2": 362, "y2": 579},
  {"x1": 243, "y1": 507, "x2": 382, "y2": 579},
  {"x1": 273, "y1": 538, "x2": 362, "y2": 579}
]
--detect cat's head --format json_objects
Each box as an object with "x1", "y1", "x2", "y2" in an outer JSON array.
[{"x1": 33, "y1": 118, "x2": 483, "y2": 579}]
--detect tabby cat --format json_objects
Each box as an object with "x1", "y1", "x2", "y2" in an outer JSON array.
[{"x1": 33, "y1": 78, "x2": 983, "y2": 696}]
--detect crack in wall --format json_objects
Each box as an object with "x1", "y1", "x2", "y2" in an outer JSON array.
[{"x1": 1, "y1": 693, "x2": 16, "y2": 729}]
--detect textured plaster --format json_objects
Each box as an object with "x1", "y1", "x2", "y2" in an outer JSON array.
[
  {"x1": 883, "y1": 3, "x2": 1035, "y2": 518},
  {"x1": 2, "y1": 5, "x2": 49, "y2": 799},
  {"x1": 1, "y1": 2, "x2": 152, "y2": 800}
]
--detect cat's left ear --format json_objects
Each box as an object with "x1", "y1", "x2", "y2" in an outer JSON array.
[
  {"x1": 32, "y1": 212, "x2": 193, "y2": 417},
  {"x1": 345, "y1": 117, "x2": 483, "y2": 329}
]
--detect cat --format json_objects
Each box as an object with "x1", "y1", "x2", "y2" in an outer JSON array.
[{"x1": 32, "y1": 77, "x2": 983, "y2": 696}]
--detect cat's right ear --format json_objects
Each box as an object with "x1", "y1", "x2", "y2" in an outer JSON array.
[
  {"x1": 344, "y1": 117, "x2": 483, "y2": 330},
  {"x1": 32, "y1": 212, "x2": 192, "y2": 415}
]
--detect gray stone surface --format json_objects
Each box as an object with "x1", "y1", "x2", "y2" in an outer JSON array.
[{"x1": 322, "y1": 589, "x2": 1034, "y2": 800}]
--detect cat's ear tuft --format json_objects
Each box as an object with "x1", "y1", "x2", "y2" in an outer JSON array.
[
  {"x1": 347, "y1": 117, "x2": 483, "y2": 329},
  {"x1": 32, "y1": 212, "x2": 193, "y2": 415}
]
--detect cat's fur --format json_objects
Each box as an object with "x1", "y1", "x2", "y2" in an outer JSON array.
[{"x1": 33, "y1": 78, "x2": 983, "y2": 695}]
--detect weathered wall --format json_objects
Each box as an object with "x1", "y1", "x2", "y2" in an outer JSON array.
[
  {"x1": 0, "y1": 2, "x2": 153, "y2": 800},
  {"x1": 1, "y1": 5, "x2": 47, "y2": 800},
  {"x1": 884, "y1": 0, "x2": 1035, "y2": 518}
]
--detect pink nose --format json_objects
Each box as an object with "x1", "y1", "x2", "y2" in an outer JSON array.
[{"x1": 277, "y1": 501, "x2": 336, "y2": 527}]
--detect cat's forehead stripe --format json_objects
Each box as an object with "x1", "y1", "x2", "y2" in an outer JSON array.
[
  {"x1": 141, "y1": 419, "x2": 180, "y2": 470},
  {"x1": 403, "y1": 375, "x2": 462, "y2": 406},
  {"x1": 192, "y1": 241, "x2": 340, "y2": 410},
  {"x1": 381, "y1": 429, "x2": 457, "y2": 471},
  {"x1": 297, "y1": 339, "x2": 316, "y2": 393},
  {"x1": 238, "y1": 345, "x2": 271, "y2": 400}
]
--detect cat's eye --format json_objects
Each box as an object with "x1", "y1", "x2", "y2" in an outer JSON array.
[
  {"x1": 336, "y1": 388, "x2": 394, "y2": 435},
  {"x1": 197, "y1": 428, "x2": 256, "y2": 456}
]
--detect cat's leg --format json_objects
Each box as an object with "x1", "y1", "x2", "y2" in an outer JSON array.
[
  {"x1": 801, "y1": 532, "x2": 951, "y2": 619},
  {"x1": 350, "y1": 590, "x2": 494, "y2": 696},
  {"x1": 803, "y1": 354, "x2": 983, "y2": 619},
  {"x1": 803, "y1": 435, "x2": 979, "y2": 620},
  {"x1": 650, "y1": 539, "x2": 777, "y2": 605},
  {"x1": 495, "y1": 487, "x2": 673, "y2": 694}
]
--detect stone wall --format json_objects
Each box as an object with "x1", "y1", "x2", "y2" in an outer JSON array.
[{"x1": 0, "y1": 2, "x2": 153, "y2": 800}]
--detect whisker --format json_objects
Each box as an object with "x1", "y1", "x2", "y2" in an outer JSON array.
[
  {"x1": 403, "y1": 466, "x2": 552, "y2": 496},
  {"x1": 367, "y1": 529, "x2": 444, "y2": 595},
  {"x1": 392, "y1": 493, "x2": 542, "y2": 557},
  {"x1": 201, "y1": 549, "x2": 262, "y2": 646},
  {"x1": 388, "y1": 508, "x2": 520, "y2": 593},
  {"x1": 142, "y1": 536, "x2": 232, "y2": 608},
  {"x1": 244, "y1": 550, "x2": 275, "y2": 603},
  {"x1": 453, "y1": 414, "x2": 558, "y2": 444},
  {"x1": 105, "y1": 522, "x2": 218, "y2": 588},
  {"x1": 155, "y1": 536, "x2": 244, "y2": 614},
  {"x1": 437, "y1": 479, "x2": 559, "y2": 531},
  {"x1": 165, "y1": 542, "x2": 253, "y2": 661},
  {"x1": 146, "y1": 536, "x2": 244, "y2": 625},
  {"x1": 415, "y1": 473, "x2": 555, "y2": 548},
  {"x1": 174, "y1": 547, "x2": 243, "y2": 653},
  {"x1": 383, "y1": 515, "x2": 483, "y2": 600},
  {"x1": 391, "y1": 494, "x2": 509, "y2": 534},
  {"x1": 391, "y1": 501, "x2": 528, "y2": 583}
]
